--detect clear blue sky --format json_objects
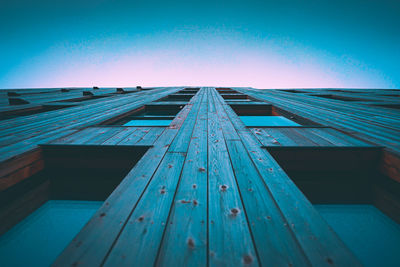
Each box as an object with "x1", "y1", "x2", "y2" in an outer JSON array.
[{"x1": 0, "y1": 0, "x2": 399, "y2": 89}]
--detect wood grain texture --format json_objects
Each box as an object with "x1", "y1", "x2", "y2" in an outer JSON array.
[{"x1": 4, "y1": 87, "x2": 395, "y2": 266}]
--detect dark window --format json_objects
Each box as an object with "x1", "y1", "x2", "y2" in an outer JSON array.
[
  {"x1": 104, "y1": 104, "x2": 185, "y2": 126},
  {"x1": 0, "y1": 104, "x2": 74, "y2": 121},
  {"x1": 311, "y1": 94, "x2": 366, "y2": 102},
  {"x1": 315, "y1": 205, "x2": 400, "y2": 267},
  {"x1": 265, "y1": 144, "x2": 400, "y2": 265},
  {"x1": 0, "y1": 145, "x2": 150, "y2": 266},
  {"x1": 229, "y1": 103, "x2": 313, "y2": 126},
  {"x1": 373, "y1": 104, "x2": 400, "y2": 110}
]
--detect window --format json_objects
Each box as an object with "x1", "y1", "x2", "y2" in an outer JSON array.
[
  {"x1": 266, "y1": 145, "x2": 400, "y2": 266},
  {"x1": 180, "y1": 87, "x2": 199, "y2": 93},
  {"x1": 229, "y1": 103, "x2": 307, "y2": 126},
  {"x1": 105, "y1": 104, "x2": 184, "y2": 126},
  {"x1": 0, "y1": 200, "x2": 102, "y2": 267},
  {"x1": 240, "y1": 116, "x2": 300, "y2": 127},
  {"x1": 279, "y1": 89, "x2": 307, "y2": 93},
  {"x1": 230, "y1": 103, "x2": 272, "y2": 116},
  {"x1": 123, "y1": 119, "x2": 172, "y2": 126},
  {"x1": 220, "y1": 94, "x2": 250, "y2": 100},
  {"x1": 311, "y1": 94, "x2": 366, "y2": 102},
  {"x1": 266, "y1": 146, "x2": 380, "y2": 203},
  {"x1": 216, "y1": 87, "x2": 237, "y2": 93},
  {"x1": 373, "y1": 104, "x2": 400, "y2": 110},
  {"x1": 0, "y1": 104, "x2": 74, "y2": 121},
  {"x1": 0, "y1": 145, "x2": 149, "y2": 266},
  {"x1": 156, "y1": 93, "x2": 194, "y2": 102},
  {"x1": 252, "y1": 127, "x2": 370, "y2": 147},
  {"x1": 315, "y1": 205, "x2": 400, "y2": 267},
  {"x1": 61, "y1": 95, "x2": 110, "y2": 102}
]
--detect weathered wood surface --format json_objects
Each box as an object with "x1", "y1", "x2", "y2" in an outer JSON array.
[
  {"x1": 0, "y1": 87, "x2": 182, "y2": 180},
  {"x1": 52, "y1": 87, "x2": 361, "y2": 266},
  {"x1": 236, "y1": 88, "x2": 400, "y2": 154},
  {"x1": 250, "y1": 127, "x2": 372, "y2": 147},
  {"x1": 0, "y1": 87, "x2": 140, "y2": 109},
  {"x1": 5, "y1": 87, "x2": 399, "y2": 266}
]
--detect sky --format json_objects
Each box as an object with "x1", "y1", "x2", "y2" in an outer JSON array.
[{"x1": 0, "y1": 0, "x2": 399, "y2": 89}]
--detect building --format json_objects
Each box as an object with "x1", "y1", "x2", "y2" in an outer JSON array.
[{"x1": 0, "y1": 87, "x2": 399, "y2": 266}]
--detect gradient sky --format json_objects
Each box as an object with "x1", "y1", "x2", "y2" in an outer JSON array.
[{"x1": 0, "y1": 0, "x2": 399, "y2": 89}]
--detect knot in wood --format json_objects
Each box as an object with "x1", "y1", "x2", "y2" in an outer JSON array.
[
  {"x1": 230, "y1": 208, "x2": 239, "y2": 215},
  {"x1": 220, "y1": 184, "x2": 228, "y2": 191}
]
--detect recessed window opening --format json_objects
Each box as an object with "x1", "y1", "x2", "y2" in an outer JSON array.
[
  {"x1": 240, "y1": 116, "x2": 300, "y2": 126},
  {"x1": 7, "y1": 90, "x2": 56, "y2": 97},
  {"x1": 266, "y1": 147, "x2": 380, "y2": 204},
  {"x1": 61, "y1": 95, "x2": 110, "y2": 102},
  {"x1": 0, "y1": 145, "x2": 149, "y2": 267},
  {"x1": 177, "y1": 91, "x2": 197, "y2": 94},
  {"x1": 156, "y1": 94, "x2": 194, "y2": 102},
  {"x1": 7, "y1": 97, "x2": 30, "y2": 105},
  {"x1": 218, "y1": 90, "x2": 238, "y2": 94},
  {"x1": 230, "y1": 103, "x2": 272, "y2": 116},
  {"x1": 311, "y1": 94, "x2": 366, "y2": 102},
  {"x1": 7, "y1": 91, "x2": 21, "y2": 97},
  {"x1": 328, "y1": 90, "x2": 358, "y2": 93},
  {"x1": 279, "y1": 89, "x2": 307, "y2": 93},
  {"x1": 225, "y1": 99, "x2": 253, "y2": 102},
  {"x1": 220, "y1": 94, "x2": 249, "y2": 100},
  {"x1": 105, "y1": 104, "x2": 184, "y2": 126},
  {"x1": 315, "y1": 204, "x2": 400, "y2": 267},
  {"x1": 373, "y1": 104, "x2": 400, "y2": 110},
  {"x1": 230, "y1": 104, "x2": 315, "y2": 127},
  {"x1": 266, "y1": 145, "x2": 400, "y2": 267},
  {"x1": 215, "y1": 87, "x2": 234, "y2": 91},
  {"x1": 182, "y1": 87, "x2": 199, "y2": 93},
  {"x1": 0, "y1": 104, "x2": 73, "y2": 121},
  {"x1": 216, "y1": 87, "x2": 238, "y2": 94},
  {"x1": 271, "y1": 106, "x2": 320, "y2": 126}
]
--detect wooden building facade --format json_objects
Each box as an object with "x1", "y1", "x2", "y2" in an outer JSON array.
[{"x1": 0, "y1": 87, "x2": 399, "y2": 266}]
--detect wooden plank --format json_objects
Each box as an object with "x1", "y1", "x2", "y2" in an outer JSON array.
[
  {"x1": 225, "y1": 139, "x2": 310, "y2": 266},
  {"x1": 214, "y1": 91, "x2": 240, "y2": 141},
  {"x1": 53, "y1": 89, "x2": 200, "y2": 266},
  {"x1": 0, "y1": 87, "x2": 182, "y2": 163},
  {"x1": 236, "y1": 88, "x2": 399, "y2": 154},
  {"x1": 250, "y1": 128, "x2": 281, "y2": 146},
  {"x1": 53, "y1": 133, "x2": 177, "y2": 266},
  {"x1": 235, "y1": 132, "x2": 361, "y2": 266},
  {"x1": 102, "y1": 90, "x2": 205, "y2": 266},
  {"x1": 207, "y1": 89, "x2": 258, "y2": 266},
  {"x1": 156, "y1": 88, "x2": 208, "y2": 266},
  {"x1": 263, "y1": 128, "x2": 298, "y2": 146},
  {"x1": 103, "y1": 152, "x2": 186, "y2": 266},
  {"x1": 307, "y1": 128, "x2": 359, "y2": 146},
  {"x1": 47, "y1": 128, "x2": 99, "y2": 144},
  {"x1": 323, "y1": 128, "x2": 371, "y2": 146},
  {"x1": 117, "y1": 127, "x2": 151, "y2": 145},
  {"x1": 83, "y1": 127, "x2": 125, "y2": 145},
  {"x1": 278, "y1": 128, "x2": 319, "y2": 146},
  {"x1": 216, "y1": 90, "x2": 362, "y2": 266},
  {"x1": 295, "y1": 128, "x2": 336, "y2": 146},
  {"x1": 101, "y1": 127, "x2": 138, "y2": 145},
  {"x1": 135, "y1": 127, "x2": 165, "y2": 146},
  {"x1": 213, "y1": 89, "x2": 310, "y2": 265},
  {"x1": 167, "y1": 90, "x2": 204, "y2": 152}
]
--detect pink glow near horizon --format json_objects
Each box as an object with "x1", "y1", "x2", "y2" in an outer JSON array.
[{"x1": 2, "y1": 35, "x2": 395, "y2": 89}]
